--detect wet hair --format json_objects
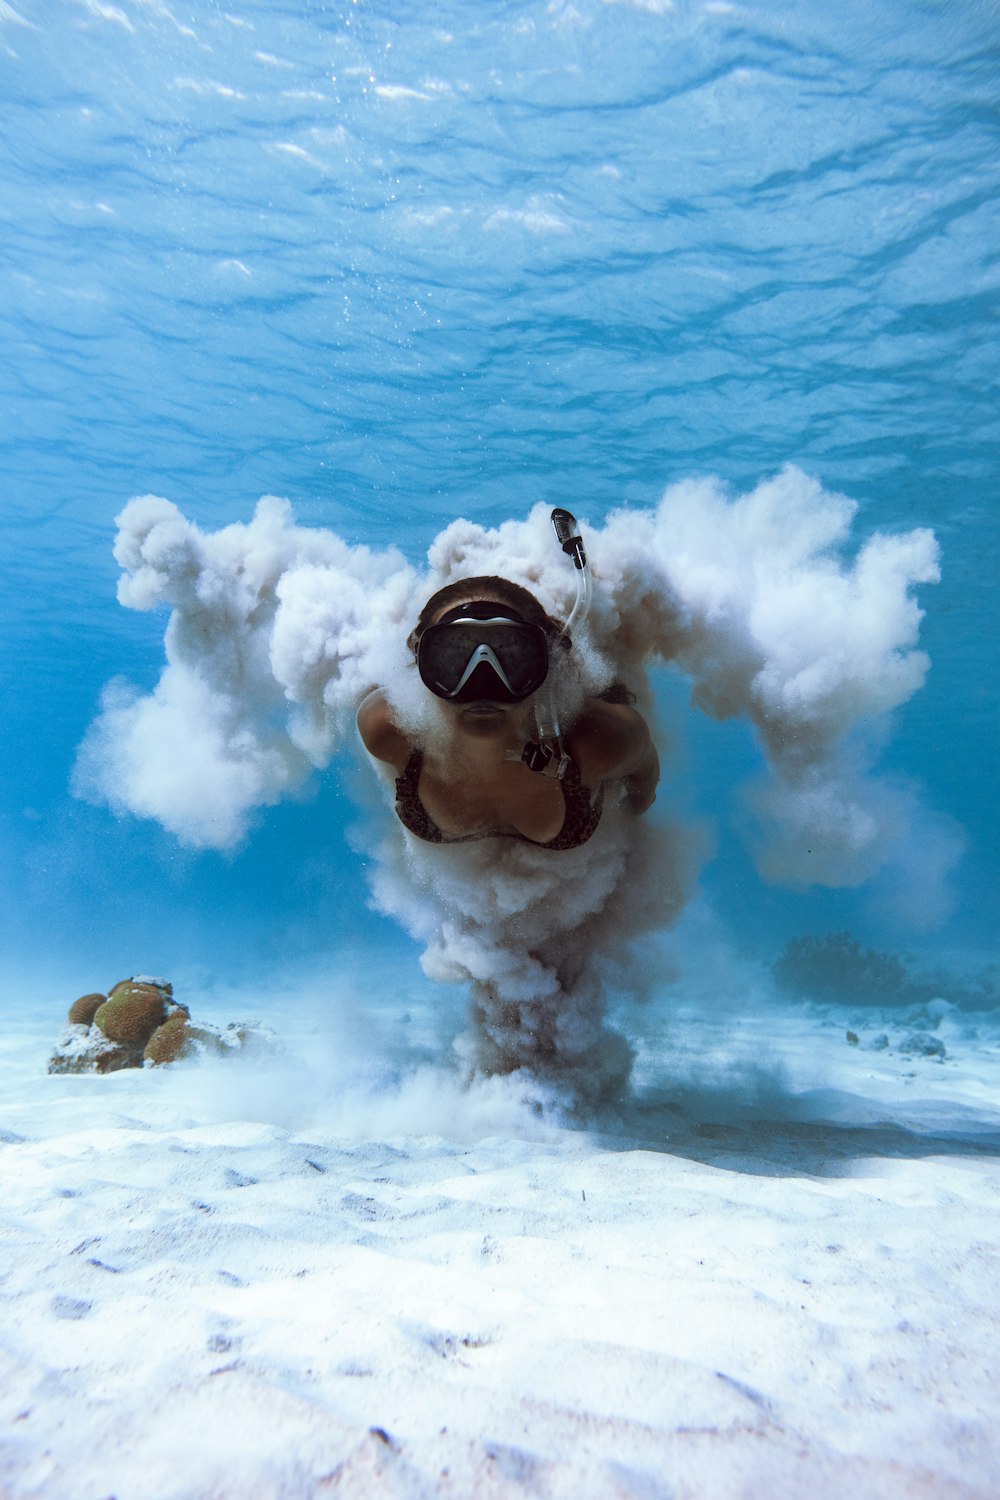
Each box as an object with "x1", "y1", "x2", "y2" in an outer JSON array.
[{"x1": 409, "y1": 576, "x2": 564, "y2": 653}]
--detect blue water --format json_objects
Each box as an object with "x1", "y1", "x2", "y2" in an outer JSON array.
[{"x1": 1, "y1": 0, "x2": 996, "y2": 993}]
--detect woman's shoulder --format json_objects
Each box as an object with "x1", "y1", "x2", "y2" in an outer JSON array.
[
  {"x1": 356, "y1": 691, "x2": 412, "y2": 772},
  {"x1": 566, "y1": 696, "x2": 652, "y2": 782}
]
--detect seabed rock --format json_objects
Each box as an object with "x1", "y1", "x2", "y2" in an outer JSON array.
[
  {"x1": 47, "y1": 1023, "x2": 146, "y2": 1075},
  {"x1": 48, "y1": 976, "x2": 275, "y2": 1075},
  {"x1": 899, "y1": 1030, "x2": 947, "y2": 1060}
]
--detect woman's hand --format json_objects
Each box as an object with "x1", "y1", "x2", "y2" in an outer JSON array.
[{"x1": 622, "y1": 745, "x2": 659, "y2": 815}]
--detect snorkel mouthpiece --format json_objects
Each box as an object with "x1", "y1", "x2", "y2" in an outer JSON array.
[{"x1": 551, "y1": 507, "x2": 587, "y2": 571}]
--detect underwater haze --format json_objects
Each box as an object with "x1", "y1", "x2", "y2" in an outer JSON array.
[{"x1": 1, "y1": 0, "x2": 997, "y2": 1003}]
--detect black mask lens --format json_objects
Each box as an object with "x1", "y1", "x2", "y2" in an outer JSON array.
[{"x1": 417, "y1": 615, "x2": 549, "y2": 703}]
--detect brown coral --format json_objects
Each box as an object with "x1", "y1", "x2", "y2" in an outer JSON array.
[
  {"x1": 68, "y1": 993, "x2": 106, "y2": 1026},
  {"x1": 94, "y1": 983, "x2": 166, "y2": 1045},
  {"x1": 50, "y1": 970, "x2": 272, "y2": 1075},
  {"x1": 144, "y1": 1015, "x2": 193, "y2": 1065}
]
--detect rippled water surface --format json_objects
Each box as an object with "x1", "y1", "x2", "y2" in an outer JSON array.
[{"x1": 1, "y1": 0, "x2": 996, "y2": 981}]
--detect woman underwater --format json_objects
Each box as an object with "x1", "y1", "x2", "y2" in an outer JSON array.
[{"x1": 357, "y1": 513, "x2": 660, "y2": 850}]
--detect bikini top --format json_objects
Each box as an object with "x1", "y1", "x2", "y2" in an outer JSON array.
[{"x1": 394, "y1": 748, "x2": 604, "y2": 852}]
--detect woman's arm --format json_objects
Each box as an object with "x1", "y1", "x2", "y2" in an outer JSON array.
[
  {"x1": 567, "y1": 700, "x2": 660, "y2": 815},
  {"x1": 356, "y1": 691, "x2": 411, "y2": 773}
]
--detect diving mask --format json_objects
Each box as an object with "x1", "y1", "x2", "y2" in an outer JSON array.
[{"x1": 417, "y1": 602, "x2": 549, "y2": 704}]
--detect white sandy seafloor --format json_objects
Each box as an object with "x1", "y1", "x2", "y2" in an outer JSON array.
[{"x1": 1, "y1": 963, "x2": 999, "y2": 1500}]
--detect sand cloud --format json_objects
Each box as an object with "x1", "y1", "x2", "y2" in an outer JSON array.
[{"x1": 74, "y1": 468, "x2": 942, "y2": 1103}]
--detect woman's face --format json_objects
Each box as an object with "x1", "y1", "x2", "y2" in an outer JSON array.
[{"x1": 424, "y1": 595, "x2": 539, "y2": 735}]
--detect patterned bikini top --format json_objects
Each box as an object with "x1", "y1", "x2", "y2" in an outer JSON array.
[{"x1": 394, "y1": 748, "x2": 603, "y2": 852}]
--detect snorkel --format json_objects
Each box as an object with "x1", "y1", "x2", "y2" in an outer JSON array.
[{"x1": 521, "y1": 507, "x2": 592, "y2": 778}]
